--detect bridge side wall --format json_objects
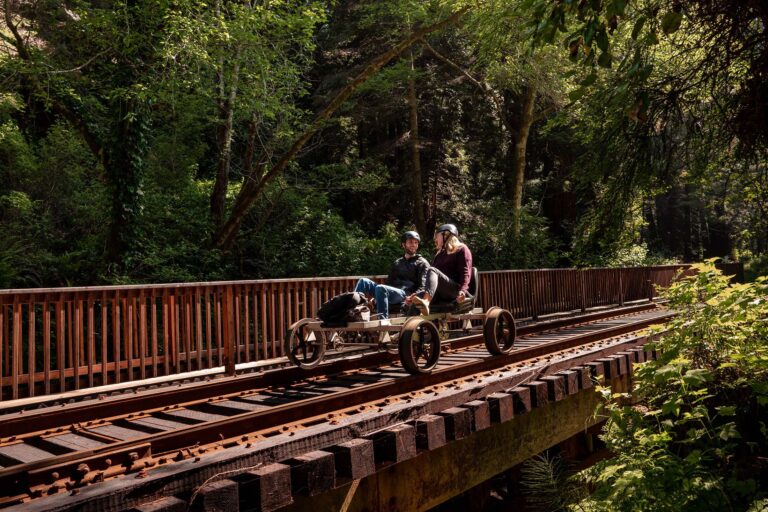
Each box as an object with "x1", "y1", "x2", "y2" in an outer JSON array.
[{"x1": 279, "y1": 377, "x2": 615, "y2": 512}]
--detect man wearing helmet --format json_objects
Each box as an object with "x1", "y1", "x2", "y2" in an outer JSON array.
[
  {"x1": 354, "y1": 231, "x2": 430, "y2": 319},
  {"x1": 407, "y1": 223, "x2": 473, "y2": 316}
]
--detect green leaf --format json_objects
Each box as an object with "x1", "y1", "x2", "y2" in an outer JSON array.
[
  {"x1": 631, "y1": 16, "x2": 646, "y2": 40},
  {"x1": 661, "y1": 12, "x2": 683, "y2": 34},
  {"x1": 584, "y1": 20, "x2": 597, "y2": 45},
  {"x1": 541, "y1": 21, "x2": 558, "y2": 43},
  {"x1": 718, "y1": 422, "x2": 741, "y2": 441},
  {"x1": 611, "y1": 0, "x2": 627, "y2": 16},
  {"x1": 716, "y1": 406, "x2": 737, "y2": 416},
  {"x1": 596, "y1": 30, "x2": 609, "y2": 52},
  {"x1": 638, "y1": 64, "x2": 654, "y2": 81},
  {"x1": 661, "y1": 400, "x2": 680, "y2": 417},
  {"x1": 580, "y1": 72, "x2": 598, "y2": 87},
  {"x1": 597, "y1": 51, "x2": 612, "y2": 68},
  {"x1": 682, "y1": 368, "x2": 711, "y2": 387},
  {"x1": 568, "y1": 87, "x2": 587, "y2": 101},
  {"x1": 685, "y1": 449, "x2": 702, "y2": 464}
]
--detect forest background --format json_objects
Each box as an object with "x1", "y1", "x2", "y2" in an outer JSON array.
[{"x1": 1, "y1": 0, "x2": 767, "y2": 288}]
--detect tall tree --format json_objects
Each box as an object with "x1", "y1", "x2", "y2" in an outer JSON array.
[
  {"x1": 1, "y1": 0, "x2": 160, "y2": 265},
  {"x1": 212, "y1": 4, "x2": 470, "y2": 249},
  {"x1": 422, "y1": 3, "x2": 570, "y2": 237},
  {"x1": 407, "y1": 45, "x2": 427, "y2": 236},
  {"x1": 160, "y1": 0, "x2": 326, "y2": 230},
  {"x1": 526, "y1": 0, "x2": 768, "y2": 262}
]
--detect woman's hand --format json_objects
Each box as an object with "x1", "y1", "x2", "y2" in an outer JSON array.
[
  {"x1": 456, "y1": 291, "x2": 466, "y2": 302},
  {"x1": 405, "y1": 294, "x2": 414, "y2": 305}
]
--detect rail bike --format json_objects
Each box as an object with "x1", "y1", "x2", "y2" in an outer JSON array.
[{"x1": 284, "y1": 269, "x2": 516, "y2": 375}]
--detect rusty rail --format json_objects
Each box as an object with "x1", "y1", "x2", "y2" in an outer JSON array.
[{"x1": 0, "y1": 263, "x2": 740, "y2": 400}]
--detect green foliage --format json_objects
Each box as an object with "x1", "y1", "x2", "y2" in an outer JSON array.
[
  {"x1": 0, "y1": 0, "x2": 765, "y2": 289},
  {"x1": 577, "y1": 263, "x2": 768, "y2": 511},
  {"x1": 0, "y1": 121, "x2": 108, "y2": 286},
  {"x1": 160, "y1": 0, "x2": 326, "y2": 147},
  {"x1": 744, "y1": 254, "x2": 768, "y2": 284},
  {"x1": 237, "y1": 185, "x2": 369, "y2": 278},
  {"x1": 0, "y1": 121, "x2": 37, "y2": 185},
  {"x1": 520, "y1": 453, "x2": 587, "y2": 511},
  {"x1": 469, "y1": 203, "x2": 559, "y2": 269},
  {"x1": 604, "y1": 242, "x2": 677, "y2": 268},
  {"x1": 117, "y1": 180, "x2": 229, "y2": 283}
]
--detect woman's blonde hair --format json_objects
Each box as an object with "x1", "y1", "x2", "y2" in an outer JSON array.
[{"x1": 443, "y1": 234, "x2": 464, "y2": 254}]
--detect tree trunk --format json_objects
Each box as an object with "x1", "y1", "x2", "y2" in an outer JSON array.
[
  {"x1": 511, "y1": 85, "x2": 537, "y2": 238},
  {"x1": 243, "y1": 113, "x2": 258, "y2": 176},
  {"x1": 105, "y1": 102, "x2": 149, "y2": 265},
  {"x1": 212, "y1": 6, "x2": 470, "y2": 250},
  {"x1": 210, "y1": 54, "x2": 241, "y2": 228},
  {"x1": 408, "y1": 49, "x2": 427, "y2": 236}
]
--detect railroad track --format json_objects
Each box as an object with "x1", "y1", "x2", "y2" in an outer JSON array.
[{"x1": 0, "y1": 304, "x2": 672, "y2": 507}]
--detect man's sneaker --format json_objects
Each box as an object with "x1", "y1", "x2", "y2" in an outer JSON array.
[{"x1": 412, "y1": 295, "x2": 430, "y2": 316}]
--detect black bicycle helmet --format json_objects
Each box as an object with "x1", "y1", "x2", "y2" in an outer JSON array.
[
  {"x1": 436, "y1": 223, "x2": 458, "y2": 236},
  {"x1": 401, "y1": 230, "x2": 421, "y2": 243}
]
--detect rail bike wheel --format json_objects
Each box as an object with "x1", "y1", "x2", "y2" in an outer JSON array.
[
  {"x1": 285, "y1": 318, "x2": 326, "y2": 369},
  {"x1": 483, "y1": 307, "x2": 516, "y2": 355},
  {"x1": 398, "y1": 317, "x2": 441, "y2": 374}
]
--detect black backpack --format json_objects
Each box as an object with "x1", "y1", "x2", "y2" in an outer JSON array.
[{"x1": 317, "y1": 291, "x2": 367, "y2": 327}]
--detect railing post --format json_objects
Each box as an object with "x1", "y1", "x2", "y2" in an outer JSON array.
[
  {"x1": 647, "y1": 268, "x2": 654, "y2": 302},
  {"x1": 580, "y1": 271, "x2": 586, "y2": 313},
  {"x1": 618, "y1": 270, "x2": 624, "y2": 307},
  {"x1": 310, "y1": 288, "x2": 318, "y2": 319},
  {"x1": 0, "y1": 302, "x2": 4, "y2": 401},
  {"x1": 28, "y1": 300, "x2": 36, "y2": 397},
  {"x1": 223, "y1": 286, "x2": 236, "y2": 376},
  {"x1": 12, "y1": 297, "x2": 21, "y2": 400}
]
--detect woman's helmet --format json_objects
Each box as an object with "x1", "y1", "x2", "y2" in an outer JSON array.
[
  {"x1": 436, "y1": 223, "x2": 458, "y2": 237},
  {"x1": 401, "y1": 230, "x2": 421, "y2": 243}
]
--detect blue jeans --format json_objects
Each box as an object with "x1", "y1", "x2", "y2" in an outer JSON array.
[{"x1": 354, "y1": 278, "x2": 406, "y2": 319}]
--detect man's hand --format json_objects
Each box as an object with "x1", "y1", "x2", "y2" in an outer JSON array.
[{"x1": 456, "y1": 291, "x2": 466, "y2": 302}]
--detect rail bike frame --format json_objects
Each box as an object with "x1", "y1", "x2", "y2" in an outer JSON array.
[{"x1": 284, "y1": 305, "x2": 516, "y2": 375}]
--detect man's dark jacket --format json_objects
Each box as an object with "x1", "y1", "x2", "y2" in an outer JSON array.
[{"x1": 386, "y1": 254, "x2": 429, "y2": 294}]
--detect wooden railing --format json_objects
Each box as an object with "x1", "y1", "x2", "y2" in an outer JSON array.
[{"x1": 0, "y1": 263, "x2": 741, "y2": 401}]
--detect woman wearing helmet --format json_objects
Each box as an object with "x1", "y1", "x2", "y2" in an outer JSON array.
[
  {"x1": 407, "y1": 223, "x2": 473, "y2": 315},
  {"x1": 354, "y1": 230, "x2": 429, "y2": 319}
]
